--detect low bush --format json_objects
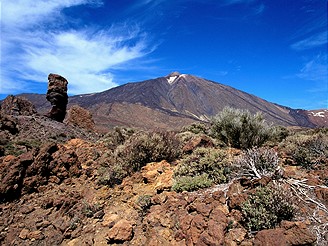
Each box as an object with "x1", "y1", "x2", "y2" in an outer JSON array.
[
  {"x1": 182, "y1": 123, "x2": 209, "y2": 135},
  {"x1": 241, "y1": 184, "x2": 296, "y2": 231},
  {"x1": 99, "y1": 127, "x2": 135, "y2": 150},
  {"x1": 136, "y1": 195, "x2": 152, "y2": 213},
  {"x1": 2, "y1": 138, "x2": 43, "y2": 156},
  {"x1": 270, "y1": 125, "x2": 289, "y2": 142},
  {"x1": 97, "y1": 162, "x2": 128, "y2": 187},
  {"x1": 119, "y1": 131, "x2": 181, "y2": 171},
  {"x1": 172, "y1": 147, "x2": 230, "y2": 192},
  {"x1": 282, "y1": 132, "x2": 328, "y2": 169},
  {"x1": 172, "y1": 174, "x2": 213, "y2": 192},
  {"x1": 210, "y1": 107, "x2": 273, "y2": 149}
]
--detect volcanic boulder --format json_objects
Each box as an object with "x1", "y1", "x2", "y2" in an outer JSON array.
[{"x1": 46, "y1": 74, "x2": 68, "y2": 122}]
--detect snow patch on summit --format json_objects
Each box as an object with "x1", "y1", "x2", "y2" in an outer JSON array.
[
  {"x1": 166, "y1": 72, "x2": 187, "y2": 84},
  {"x1": 167, "y1": 76, "x2": 178, "y2": 84}
]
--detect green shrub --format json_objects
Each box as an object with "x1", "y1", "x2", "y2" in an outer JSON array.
[
  {"x1": 136, "y1": 195, "x2": 152, "y2": 212},
  {"x1": 3, "y1": 139, "x2": 42, "y2": 156},
  {"x1": 270, "y1": 125, "x2": 289, "y2": 142},
  {"x1": 282, "y1": 132, "x2": 328, "y2": 169},
  {"x1": 97, "y1": 162, "x2": 128, "y2": 187},
  {"x1": 236, "y1": 147, "x2": 280, "y2": 179},
  {"x1": 172, "y1": 174, "x2": 213, "y2": 192},
  {"x1": 82, "y1": 201, "x2": 102, "y2": 218},
  {"x1": 182, "y1": 123, "x2": 209, "y2": 135},
  {"x1": 99, "y1": 127, "x2": 135, "y2": 150},
  {"x1": 119, "y1": 131, "x2": 181, "y2": 171},
  {"x1": 15, "y1": 139, "x2": 42, "y2": 150},
  {"x1": 241, "y1": 184, "x2": 296, "y2": 231},
  {"x1": 210, "y1": 107, "x2": 272, "y2": 149},
  {"x1": 173, "y1": 147, "x2": 230, "y2": 192}
]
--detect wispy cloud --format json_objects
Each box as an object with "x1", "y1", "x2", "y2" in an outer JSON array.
[
  {"x1": 222, "y1": 0, "x2": 256, "y2": 5},
  {"x1": 297, "y1": 54, "x2": 328, "y2": 83},
  {"x1": 253, "y1": 3, "x2": 265, "y2": 15},
  {"x1": 1, "y1": 0, "x2": 153, "y2": 95},
  {"x1": 291, "y1": 31, "x2": 327, "y2": 50}
]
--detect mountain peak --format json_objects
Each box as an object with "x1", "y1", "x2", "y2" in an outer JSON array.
[
  {"x1": 165, "y1": 71, "x2": 185, "y2": 84},
  {"x1": 167, "y1": 71, "x2": 181, "y2": 77}
]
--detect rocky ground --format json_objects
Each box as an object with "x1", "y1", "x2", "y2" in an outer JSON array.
[{"x1": 0, "y1": 96, "x2": 327, "y2": 246}]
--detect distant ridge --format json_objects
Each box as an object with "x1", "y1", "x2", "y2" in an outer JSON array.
[{"x1": 18, "y1": 73, "x2": 325, "y2": 131}]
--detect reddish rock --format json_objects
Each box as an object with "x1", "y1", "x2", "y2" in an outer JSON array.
[
  {"x1": 27, "y1": 230, "x2": 44, "y2": 240},
  {"x1": 0, "y1": 95, "x2": 37, "y2": 116},
  {"x1": 64, "y1": 105, "x2": 95, "y2": 131},
  {"x1": 254, "y1": 221, "x2": 316, "y2": 246},
  {"x1": 46, "y1": 73, "x2": 68, "y2": 122},
  {"x1": 281, "y1": 221, "x2": 316, "y2": 245},
  {"x1": 183, "y1": 135, "x2": 214, "y2": 153},
  {"x1": 315, "y1": 187, "x2": 328, "y2": 206},
  {"x1": 228, "y1": 193, "x2": 248, "y2": 210},
  {"x1": 107, "y1": 219, "x2": 134, "y2": 243},
  {"x1": 198, "y1": 219, "x2": 226, "y2": 245},
  {"x1": 0, "y1": 114, "x2": 18, "y2": 135},
  {"x1": 0, "y1": 155, "x2": 25, "y2": 201},
  {"x1": 19, "y1": 229, "x2": 30, "y2": 240},
  {"x1": 102, "y1": 213, "x2": 119, "y2": 227},
  {"x1": 225, "y1": 228, "x2": 247, "y2": 245},
  {"x1": 254, "y1": 228, "x2": 286, "y2": 246},
  {"x1": 0, "y1": 142, "x2": 81, "y2": 201}
]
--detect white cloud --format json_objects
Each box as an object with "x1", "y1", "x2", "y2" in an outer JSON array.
[
  {"x1": 291, "y1": 31, "x2": 327, "y2": 50},
  {"x1": 222, "y1": 0, "x2": 256, "y2": 5},
  {"x1": 2, "y1": 0, "x2": 99, "y2": 28},
  {"x1": 0, "y1": 0, "x2": 153, "y2": 95},
  {"x1": 297, "y1": 54, "x2": 327, "y2": 82}
]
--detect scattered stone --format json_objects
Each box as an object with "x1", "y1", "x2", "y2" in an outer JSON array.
[
  {"x1": 27, "y1": 230, "x2": 44, "y2": 240},
  {"x1": 21, "y1": 205, "x2": 35, "y2": 214},
  {"x1": 64, "y1": 105, "x2": 95, "y2": 131},
  {"x1": 19, "y1": 228, "x2": 30, "y2": 240},
  {"x1": 315, "y1": 187, "x2": 328, "y2": 206},
  {"x1": 141, "y1": 161, "x2": 174, "y2": 192},
  {"x1": 0, "y1": 143, "x2": 81, "y2": 202},
  {"x1": 0, "y1": 114, "x2": 18, "y2": 135},
  {"x1": 225, "y1": 228, "x2": 247, "y2": 246},
  {"x1": 46, "y1": 73, "x2": 68, "y2": 122},
  {"x1": 281, "y1": 221, "x2": 316, "y2": 245},
  {"x1": 182, "y1": 135, "x2": 214, "y2": 153},
  {"x1": 0, "y1": 155, "x2": 25, "y2": 201},
  {"x1": 254, "y1": 228, "x2": 286, "y2": 246},
  {"x1": 107, "y1": 219, "x2": 134, "y2": 243},
  {"x1": 0, "y1": 95, "x2": 37, "y2": 116},
  {"x1": 254, "y1": 221, "x2": 316, "y2": 246}
]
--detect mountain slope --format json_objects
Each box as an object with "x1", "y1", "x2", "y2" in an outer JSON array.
[{"x1": 19, "y1": 72, "x2": 317, "y2": 131}]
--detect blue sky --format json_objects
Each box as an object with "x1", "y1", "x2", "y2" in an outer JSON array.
[{"x1": 1, "y1": 0, "x2": 327, "y2": 109}]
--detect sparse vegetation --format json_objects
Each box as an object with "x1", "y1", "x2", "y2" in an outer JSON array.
[
  {"x1": 172, "y1": 174, "x2": 213, "y2": 192},
  {"x1": 82, "y1": 201, "x2": 102, "y2": 218},
  {"x1": 241, "y1": 184, "x2": 296, "y2": 231},
  {"x1": 182, "y1": 122, "x2": 209, "y2": 135},
  {"x1": 172, "y1": 147, "x2": 230, "y2": 192},
  {"x1": 2, "y1": 139, "x2": 42, "y2": 156},
  {"x1": 136, "y1": 195, "x2": 152, "y2": 214},
  {"x1": 99, "y1": 127, "x2": 135, "y2": 150},
  {"x1": 210, "y1": 107, "x2": 273, "y2": 149},
  {"x1": 97, "y1": 131, "x2": 181, "y2": 187},
  {"x1": 282, "y1": 130, "x2": 328, "y2": 169}
]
